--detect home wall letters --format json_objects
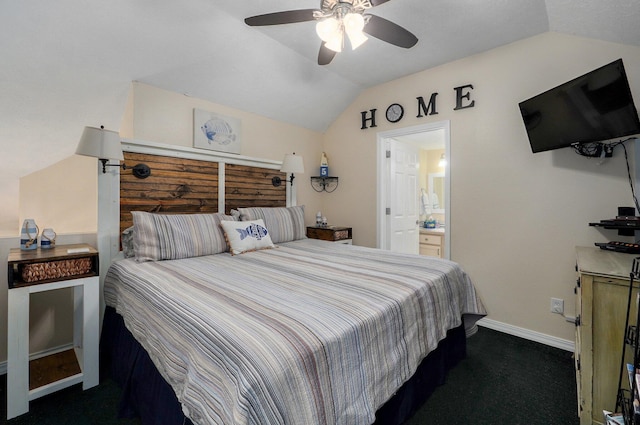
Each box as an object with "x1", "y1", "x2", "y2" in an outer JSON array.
[{"x1": 360, "y1": 84, "x2": 475, "y2": 129}]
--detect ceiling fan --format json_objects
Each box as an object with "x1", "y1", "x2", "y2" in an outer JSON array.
[{"x1": 245, "y1": 0, "x2": 418, "y2": 65}]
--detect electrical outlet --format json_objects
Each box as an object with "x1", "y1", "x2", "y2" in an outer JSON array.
[{"x1": 551, "y1": 298, "x2": 564, "y2": 314}]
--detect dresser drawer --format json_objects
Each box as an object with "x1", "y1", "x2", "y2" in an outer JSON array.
[
  {"x1": 419, "y1": 234, "x2": 442, "y2": 246},
  {"x1": 419, "y1": 244, "x2": 441, "y2": 257}
]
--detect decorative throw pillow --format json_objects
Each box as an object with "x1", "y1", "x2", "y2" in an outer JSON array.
[
  {"x1": 132, "y1": 211, "x2": 235, "y2": 262},
  {"x1": 121, "y1": 226, "x2": 135, "y2": 258},
  {"x1": 219, "y1": 219, "x2": 275, "y2": 255},
  {"x1": 236, "y1": 206, "x2": 306, "y2": 244}
]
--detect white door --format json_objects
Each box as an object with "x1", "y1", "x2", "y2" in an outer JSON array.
[
  {"x1": 388, "y1": 139, "x2": 420, "y2": 254},
  {"x1": 376, "y1": 121, "x2": 450, "y2": 259}
]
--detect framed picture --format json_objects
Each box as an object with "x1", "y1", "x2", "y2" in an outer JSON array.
[{"x1": 193, "y1": 108, "x2": 241, "y2": 154}]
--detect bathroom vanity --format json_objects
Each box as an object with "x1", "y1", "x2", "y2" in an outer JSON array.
[{"x1": 419, "y1": 228, "x2": 445, "y2": 258}]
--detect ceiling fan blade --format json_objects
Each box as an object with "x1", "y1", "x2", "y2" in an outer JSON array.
[
  {"x1": 318, "y1": 43, "x2": 337, "y2": 65},
  {"x1": 370, "y1": 0, "x2": 392, "y2": 6},
  {"x1": 245, "y1": 9, "x2": 318, "y2": 26},
  {"x1": 363, "y1": 14, "x2": 418, "y2": 48}
]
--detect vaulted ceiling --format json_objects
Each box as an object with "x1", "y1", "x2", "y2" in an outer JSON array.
[{"x1": 1, "y1": 0, "x2": 640, "y2": 180}]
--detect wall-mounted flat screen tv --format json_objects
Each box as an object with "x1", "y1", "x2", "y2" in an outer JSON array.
[{"x1": 519, "y1": 59, "x2": 640, "y2": 153}]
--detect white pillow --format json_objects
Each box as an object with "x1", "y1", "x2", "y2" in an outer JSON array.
[{"x1": 220, "y1": 219, "x2": 275, "y2": 255}]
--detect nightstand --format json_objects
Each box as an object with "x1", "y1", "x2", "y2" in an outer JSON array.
[
  {"x1": 7, "y1": 243, "x2": 100, "y2": 420},
  {"x1": 306, "y1": 226, "x2": 353, "y2": 244}
]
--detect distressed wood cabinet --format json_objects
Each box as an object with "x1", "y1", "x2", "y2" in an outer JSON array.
[{"x1": 575, "y1": 246, "x2": 637, "y2": 425}]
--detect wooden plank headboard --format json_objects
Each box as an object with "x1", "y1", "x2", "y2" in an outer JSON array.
[
  {"x1": 224, "y1": 163, "x2": 286, "y2": 214},
  {"x1": 120, "y1": 151, "x2": 286, "y2": 234}
]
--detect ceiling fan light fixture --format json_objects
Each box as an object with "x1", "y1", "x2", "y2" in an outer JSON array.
[
  {"x1": 316, "y1": 17, "x2": 339, "y2": 42},
  {"x1": 346, "y1": 27, "x2": 368, "y2": 49},
  {"x1": 244, "y1": 0, "x2": 419, "y2": 66},
  {"x1": 325, "y1": 30, "x2": 343, "y2": 52},
  {"x1": 344, "y1": 12, "x2": 367, "y2": 49},
  {"x1": 343, "y1": 12, "x2": 365, "y2": 32}
]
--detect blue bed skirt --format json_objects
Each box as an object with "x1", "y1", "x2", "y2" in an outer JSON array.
[{"x1": 100, "y1": 306, "x2": 466, "y2": 425}]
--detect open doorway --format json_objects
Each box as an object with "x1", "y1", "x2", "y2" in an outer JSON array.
[{"x1": 376, "y1": 121, "x2": 451, "y2": 259}]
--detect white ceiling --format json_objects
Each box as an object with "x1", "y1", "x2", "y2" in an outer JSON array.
[
  {"x1": 138, "y1": 0, "x2": 640, "y2": 132},
  {"x1": 1, "y1": 0, "x2": 640, "y2": 180}
]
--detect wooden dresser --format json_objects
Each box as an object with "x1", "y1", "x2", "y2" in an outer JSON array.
[{"x1": 575, "y1": 246, "x2": 637, "y2": 425}]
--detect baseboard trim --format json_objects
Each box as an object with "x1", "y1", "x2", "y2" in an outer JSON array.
[
  {"x1": 0, "y1": 343, "x2": 74, "y2": 376},
  {"x1": 477, "y1": 317, "x2": 575, "y2": 352}
]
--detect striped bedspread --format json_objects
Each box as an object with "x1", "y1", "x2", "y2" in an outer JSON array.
[{"x1": 104, "y1": 239, "x2": 486, "y2": 425}]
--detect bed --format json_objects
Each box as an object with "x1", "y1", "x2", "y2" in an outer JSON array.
[{"x1": 100, "y1": 207, "x2": 486, "y2": 425}]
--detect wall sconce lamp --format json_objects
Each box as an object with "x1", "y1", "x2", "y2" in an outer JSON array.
[
  {"x1": 438, "y1": 153, "x2": 447, "y2": 167},
  {"x1": 272, "y1": 153, "x2": 304, "y2": 187},
  {"x1": 124, "y1": 163, "x2": 152, "y2": 179},
  {"x1": 75, "y1": 125, "x2": 151, "y2": 179}
]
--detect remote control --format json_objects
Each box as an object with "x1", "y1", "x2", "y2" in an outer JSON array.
[{"x1": 595, "y1": 241, "x2": 640, "y2": 254}]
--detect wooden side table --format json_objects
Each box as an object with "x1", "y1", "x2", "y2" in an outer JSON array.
[
  {"x1": 306, "y1": 226, "x2": 353, "y2": 244},
  {"x1": 7, "y1": 243, "x2": 100, "y2": 420}
]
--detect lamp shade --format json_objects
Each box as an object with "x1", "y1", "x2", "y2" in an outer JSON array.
[
  {"x1": 344, "y1": 12, "x2": 367, "y2": 49},
  {"x1": 343, "y1": 12, "x2": 365, "y2": 32},
  {"x1": 316, "y1": 17, "x2": 339, "y2": 42},
  {"x1": 280, "y1": 154, "x2": 304, "y2": 174},
  {"x1": 75, "y1": 126, "x2": 123, "y2": 160}
]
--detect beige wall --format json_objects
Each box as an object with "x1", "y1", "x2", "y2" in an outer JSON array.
[
  {"x1": 419, "y1": 149, "x2": 445, "y2": 194},
  {"x1": 323, "y1": 32, "x2": 640, "y2": 342},
  {"x1": 19, "y1": 155, "x2": 98, "y2": 235},
  {"x1": 429, "y1": 149, "x2": 446, "y2": 225},
  {"x1": 419, "y1": 148, "x2": 445, "y2": 224},
  {"x1": 128, "y1": 83, "x2": 324, "y2": 223}
]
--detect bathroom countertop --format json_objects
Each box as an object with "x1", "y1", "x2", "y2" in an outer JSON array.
[{"x1": 420, "y1": 227, "x2": 445, "y2": 234}]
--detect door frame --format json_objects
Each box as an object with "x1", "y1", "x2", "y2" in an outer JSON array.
[{"x1": 376, "y1": 121, "x2": 451, "y2": 258}]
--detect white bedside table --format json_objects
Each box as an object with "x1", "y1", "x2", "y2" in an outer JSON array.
[{"x1": 6, "y1": 244, "x2": 100, "y2": 420}]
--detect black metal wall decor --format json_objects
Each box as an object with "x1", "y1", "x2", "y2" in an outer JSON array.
[{"x1": 310, "y1": 176, "x2": 339, "y2": 193}]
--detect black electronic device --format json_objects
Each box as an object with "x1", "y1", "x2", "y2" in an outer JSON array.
[
  {"x1": 519, "y1": 59, "x2": 640, "y2": 153},
  {"x1": 589, "y1": 217, "x2": 640, "y2": 236},
  {"x1": 595, "y1": 241, "x2": 640, "y2": 254}
]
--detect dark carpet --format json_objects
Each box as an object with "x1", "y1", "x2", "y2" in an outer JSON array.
[
  {"x1": 405, "y1": 327, "x2": 579, "y2": 425},
  {"x1": 2, "y1": 327, "x2": 578, "y2": 424}
]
